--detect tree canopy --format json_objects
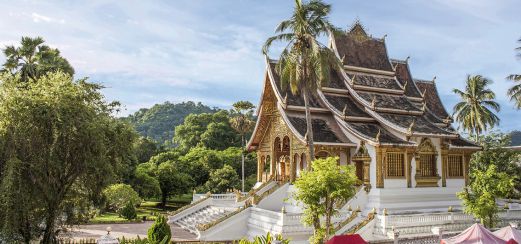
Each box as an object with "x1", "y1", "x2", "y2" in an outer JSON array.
[
  {"x1": 122, "y1": 101, "x2": 216, "y2": 146},
  {"x1": 205, "y1": 164, "x2": 241, "y2": 194},
  {"x1": 452, "y1": 75, "x2": 500, "y2": 139},
  {"x1": 507, "y1": 38, "x2": 521, "y2": 109},
  {"x1": 294, "y1": 157, "x2": 358, "y2": 243},
  {"x1": 0, "y1": 72, "x2": 135, "y2": 243},
  {"x1": 2, "y1": 36, "x2": 74, "y2": 82}
]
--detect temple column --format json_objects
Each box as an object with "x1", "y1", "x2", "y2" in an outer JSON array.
[
  {"x1": 376, "y1": 147, "x2": 385, "y2": 188},
  {"x1": 463, "y1": 153, "x2": 471, "y2": 186},
  {"x1": 363, "y1": 159, "x2": 370, "y2": 186},
  {"x1": 440, "y1": 145, "x2": 448, "y2": 187},
  {"x1": 290, "y1": 157, "x2": 295, "y2": 183},
  {"x1": 257, "y1": 154, "x2": 262, "y2": 182},
  {"x1": 405, "y1": 149, "x2": 414, "y2": 188}
]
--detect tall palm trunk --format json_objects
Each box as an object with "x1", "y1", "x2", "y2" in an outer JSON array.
[{"x1": 302, "y1": 86, "x2": 315, "y2": 163}]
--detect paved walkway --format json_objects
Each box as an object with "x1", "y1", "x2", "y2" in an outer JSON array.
[{"x1": 65, "y1": 222, "x2": 196, "y2": 242}]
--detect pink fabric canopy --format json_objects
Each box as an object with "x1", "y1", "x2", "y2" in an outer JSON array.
[
  {"x1": 441, "y1": 223, "x2": 507, "y2": 244},
  {"x1": 494, "y1": 226, "x2": 521, "y2": 243}
]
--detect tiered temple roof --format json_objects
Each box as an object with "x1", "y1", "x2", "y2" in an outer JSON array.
[{"x1": 247, "y1": 21, "x2": 480, "y2": 151}]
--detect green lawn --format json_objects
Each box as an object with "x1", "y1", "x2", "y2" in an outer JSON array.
[{"x1": 88, "y1": 194, "x2": 192, "y2": 224}]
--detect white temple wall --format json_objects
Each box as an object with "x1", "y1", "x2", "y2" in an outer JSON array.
[
  {"x1": 384, "y1": 179, "x2": 407, "y2": 188},
  {"x1": 339, "y1": 151, "x2": 348, "y2": 166},
  {"x1": 446, "y1": 179, "x2": 465, "y2": 188},
  {"x1": 366, "y1": 143, "x2": 377, "y2": 188}
]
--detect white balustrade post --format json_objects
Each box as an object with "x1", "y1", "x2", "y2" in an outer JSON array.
[
  {"x1": 382, "y1": 209, "x2": 388, "y2": 235},
  {"x1": 450, "y1": 212, "x2": 454, "y2": 224},
  {"x1": 392, "y1": 228, "x2": 400, "y2": 244}
]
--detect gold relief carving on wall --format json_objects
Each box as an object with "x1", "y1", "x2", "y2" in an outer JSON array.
[{"x1": 415, "y1": 138, "x2": 440, "y2": 187}]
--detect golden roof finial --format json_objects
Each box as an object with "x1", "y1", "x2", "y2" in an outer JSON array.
[
  {"x1": 403, "y1": 80, "x2": 408, "y2": 93},
  {"x1": 283, "y1": 93, "x2": 288, "y2": 104},
  {"x1": 405, "y1": 56, "x2": 410, "y2": 63},
  {"x1": 371, "y1": 96, "x2": 377, "y2": 110},
  {"x1": 342, "y1": 104, "x2": 347, "y2": 116},
  {"x1": 421, "y1": 88, "x2": 427, "y2": 98},
  {"x1": 407, "y1": 120, "x2": 415, "y2": 136},
  {"x1": 341, "y1": 54, "x2": 346, "y2": 63},
  {"x1": 375, "y1": 129, "x2": 381, "y2": 143},
  {"x1": 350, "y1": 74, "x2": 356, "y2": 84},
  {"x1": 433, "y1": 76, "x2": 437, "y2": 83},
  {"x1": 422, "y1": 102, "x2": 427, "y2": 112},
  {"x1": 382, "y1": 34, "x2": 387, "y2": 41}
]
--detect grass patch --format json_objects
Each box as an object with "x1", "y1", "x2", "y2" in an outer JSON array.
[{"x1": 88, "y1": 195, "x2": 193, "y2": 224}]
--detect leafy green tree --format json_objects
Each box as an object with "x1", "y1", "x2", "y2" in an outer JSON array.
[
  {"x1": 2, "y1": 37, "x2": 74, "y2": 82},
  {"x1": 294, "y1": 157, "x2": 358, "y2": 243},
  {"x1": 134, "y1": 136, "x2": 162, "y2": 164},
  {"x1": 119, "y1": 202, "x2": 138, "y2": 220},
  {"x1": 205, "y1": 165, "x2": 240, "y2": 193},
  {"x1": 103, "y1": 184, "x2": 142, "y2": 211},
  {"x1": 230, "y1": 101, "x2": 256, "y2": 192},
  {"x1": 132, "y1": 168, "x2": 162, "y2": 199},
  {"x1": 471, "y1": 132, "x2": 521, "y2": 197},
  {"x1": 452, "y1": 75, "x2": 500, "y2": 140},
  {"x1": 239, "y1": 232, "x2": 290, "y2": 244},
  {"x1": 507, "y1": 38, "x2": 521, "y2": 109},
  {"x1": 262, "y1": 0, "x2": 342, "y2": 160},
  {"x1": 0, "y1": 72, "x2": 135, "y2": 243},
  {"x1": 173, "y1": 110, "x2": 240, "y2": 152},
  {"x1": 147, "y1": 215, "x2": 171, "y2": 244},
  {"x1": 458, "y1": 164, "x2": 515, "y2": 228},
  {"x1": 157, "y1": 162, "x2": 192, "y2": 206},
  {"x1": 122, "y1": 101, "x2": 216, "y2": 145}
]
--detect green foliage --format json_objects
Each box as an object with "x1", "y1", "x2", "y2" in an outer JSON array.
[
  {"x1": 262, "y1": 0, "x2": 341, "y2": 160},
  {"x1": 294, "y1": 157, "x2": 359, "y2": 243},
  {"x1": 0, "y1": 72, "x2": 136, "y2": 243},
  {"x1": 134, "y1": 137, "x2": 163, "y2": 164},
  {"x1": 1, "y1": 36, "x2": 74, "y2": 82},
  {"x1": 119, "y1": 236, "x2": 149, "y2": 244},
  {"x1": 452, "y1": 75, "x2": 500, "y2": 139},
  {"x1": 147, "y1": 215, "x2": 171, "y2": 244},
  {"x1": 205, "y1": 165, "x2": 241, "y2": 193},
  {"x1": 132, "y1": 168, "x2": 162, "y2": 199},
  {"x1": 103, "y1": 184, "x2": 142, "y2": 211},
  {"x1": 239, "y1": 232, "x2": 290, "y2": 244},
  {"x1": 122, "y1": 101, "x2": 216, "y2": 146},
  {"x1": 157, "y1": 162, "x2": 192, "y2": 206},
  {"x1": 119, "y1": 201, "x2": 138, "y2": 220},
  {"x1": 458, "y1": 164, "x2": 515, "y2": 228},
  {"x1": 471, "y1": 132, "x2": 521, "y2": 196},
  {"x1": 173, "y1": 110, "x2": 240, "y2": 152},
  {"x1": 507, "y1": 38, "x2": 521, "y2": 109}
]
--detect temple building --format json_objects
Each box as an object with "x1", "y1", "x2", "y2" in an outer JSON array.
[
  {"x1": 247, "y1": 22, "x2": 480, "y2": 204},
  {"x1": 167, "y1": 22, "x2": 520, "y2": 243}
]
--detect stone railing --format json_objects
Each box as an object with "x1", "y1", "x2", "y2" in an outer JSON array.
[
  {"x1": 347, "y1": 212, "x2": 375, "y2": 234},
  {"x1": 253, "y1": 182, "x2": 287, "y2": 205},
  {"x1": 335, "y1": 211, "x2": 358, "y2": 232}
]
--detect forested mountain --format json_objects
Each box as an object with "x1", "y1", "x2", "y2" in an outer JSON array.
[{"x1": 122, "y1": 101, "x2": 217, "y2": 145}]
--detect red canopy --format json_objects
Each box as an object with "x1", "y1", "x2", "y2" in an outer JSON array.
[{"x1": 327, "y1": 234, "x2": 367, "y2": 244}]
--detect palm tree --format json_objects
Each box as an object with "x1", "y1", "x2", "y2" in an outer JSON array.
[
  {"x1": 262, "y1": 0, "x2": 342, "y2": 160},
  {"x1": 453, "y1": 75, "x2": 500, "y2": 141},
  {"x1": 2, "y1": 36, "x2": 74, "y2": 82},
  {"x1": 507, "y1": 38, "x2": 521, "y2": 109},
  {"x1": 230, "y1": 101, "x2": 256, "y2": 192}
]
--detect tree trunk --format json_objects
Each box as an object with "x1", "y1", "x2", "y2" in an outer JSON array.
[
  {"x1": 325, "y1": 197, "x2": 332, "y2": 240},
  {"x1": 161, "y1": 191, "x2": 168, "y2": 207},
  {"x1": 41, "y1": 208, "x2": 57, "y2": 244},
  {"x1": 241, "y1": 135, "x2": 245, "y2": 192},
  {"x1": 312, "y1": 215, "x2": 323, "y2": 244},
  {"x1": 302, "y1": 86, "x2": 315, "y2": 161}
]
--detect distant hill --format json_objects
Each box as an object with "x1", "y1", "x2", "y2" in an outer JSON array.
[
  {"x1": 511, "y1": 130, "x2": 521, "y2": 146},
  {"x1": 122, "y1": 101, "x2": 217, "y2": 145}
]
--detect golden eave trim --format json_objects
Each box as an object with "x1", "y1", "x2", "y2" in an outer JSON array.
[
  {"x1": 344, "y1": 65, "x2": 395, "y2": 77},
  {"x1": 322, "y1": 87, "x2": 349, "y2": 95},
  {"x1": 353, "y1": 84, "x2": 404, "y2": 95},
  {"x1": 285, "y1": 105, "x2": 330, "y2": 113}
]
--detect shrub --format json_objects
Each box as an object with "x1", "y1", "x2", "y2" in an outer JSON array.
[
  {"x1": 119, "y1": 202, "x2": 138, "y2": 220},
  {"x1": 103, "y1": 183, "x2": 142, "y2": 211},
  {"x1": 147, "y1": 215, "x2": 171, "y2": 244}
]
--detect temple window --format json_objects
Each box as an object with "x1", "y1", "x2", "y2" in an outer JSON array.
[
  {"x1": 416, "y1": 138, "x2": 438, "y2": 177},
  {"x1": 386, "y1": 152, "x2": 405, "y2": 177},
  {"x1": 448, "y1": 154, "x2": 464, "y2": 177}
]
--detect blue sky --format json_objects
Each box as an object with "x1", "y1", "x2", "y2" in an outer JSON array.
[{"x1": 1, "y1": 0, "x2": 520, "y2": 131}]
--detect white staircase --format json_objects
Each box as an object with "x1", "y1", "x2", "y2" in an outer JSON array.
[{"x1": 175, "y1": 206, "x2": 234, "y2": 234}]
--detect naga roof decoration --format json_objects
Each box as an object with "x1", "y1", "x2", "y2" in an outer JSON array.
[{"x1": 247, "y1": 21, "x2": 479, "y2": 151}]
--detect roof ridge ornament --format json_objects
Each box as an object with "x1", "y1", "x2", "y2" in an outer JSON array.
[
  {"x1": 403, "y1": 80, "x2": 408, "y2": 93},
  {"x1": 432, "y1": 76, "x2": 437, "y2": 84},
  {"x1": 421, "y1": 88, "x2": 427, "y2": 98},
  {"x1": 350, "y1": 74, "x2": 356, "y2": 85},
  {"x1": 342, "y1": 104, "x2": 347, "y2": 117},
  {"x1": 375, "y1": 129, "x2": 381, "y2": 143},
  {"x1": 341, "y1": 54, "x2": 346, "y2": 63},
  {"x1": 405, "y1": 56, "x2": 410, "y2": 63},
  {"x1": 407, "y1": 119, "x2": 416, "y2": 136},
  {"x1": 422, "y1": 102, "x2": 427, "y2": 113},
  {"x1": 283, "y1": 93, "x2": 288, "y2": 106},
  {"x1": 371, "y1": 96, "x2": 376, "y2": 110}
]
